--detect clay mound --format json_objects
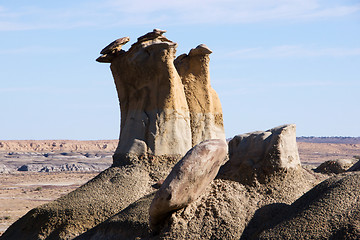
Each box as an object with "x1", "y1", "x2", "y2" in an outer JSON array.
[
  {"x1": 73, "y1": 167, "x2": 317, "y2": 240},
  {"x1": 315, "y1": 158, "x2": 357, "y2": 174},
  {"x1": 157, "y1": 168, "x2": 317, "y2": 239},
  {"x1": 246, "y1": 172, "x2": 360, "y2": 239},
  {"x1": 0, "y1": 155, "x2": 180, "y2": 240},
  {"x1": 75, "y1": 193, "x2": 155, "y2": 240}
]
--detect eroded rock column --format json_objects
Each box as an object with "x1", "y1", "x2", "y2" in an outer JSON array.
[
  {"x1": 98, "y1": 30, "x2": 192, "y2": 157},
  {"x1": 97, "y1": 29, "x2": 226, "y2": 160},
  {"x1": 175, "y1": 44, "x2": 226, "y2": 146}
]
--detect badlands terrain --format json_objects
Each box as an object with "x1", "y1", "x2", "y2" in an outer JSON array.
[
  {"x1": 0, "y1": 138, "x2": 359, "y2": 235},
  {"x1": 1, "y1": 30, "x2": 360, "y2": 239}
]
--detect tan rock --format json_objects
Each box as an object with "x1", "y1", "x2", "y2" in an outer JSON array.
[
  {"x1": 348, "y1": 159, "x2": 360, "y2": 172},
  {"x1": 96, "y1": 30, "x2": 226, "y2": 159},
  {"x1": 100, "y1": 36, "x2": 130, "y2": 55},
  {"x1": 149, "y1": 139, "x2": 228, "y2": 231},
  {"x1": 96, "y1": 37, "x2": 129, "y2": 63},
  {"x1": 222, "y1": 124, "x2": 301, "y2": 183},
  {"x1": 175, "y1": 44, "x2": 225, "y2": 146},
  {"x1": 107, "y1": 30, "x2": 192, "y2": 157}
]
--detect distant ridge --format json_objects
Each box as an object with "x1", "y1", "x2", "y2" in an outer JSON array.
[{"x1": 297, "y1": 137, "x2": 360, "y2": 144}]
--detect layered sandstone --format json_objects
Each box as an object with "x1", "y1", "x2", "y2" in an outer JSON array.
[
  {"x1": 105, "y1": 30, "x2": 191, "y2": 157},
  {"x1": 175, "y1": 45, "x2": 225, "y2": 146},
  {"x1": 96, "y1": 29, "x2": 225, "y2": 159}
]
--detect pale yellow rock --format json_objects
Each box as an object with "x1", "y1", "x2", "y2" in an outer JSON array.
[
  {"x1": 109, "y1": 30, "x2": 192, "y2": 157},
  {"x1": 97, "y1": 30, "x2": 226, "y2": 158},
  {"x1": 175, "y1": 44, "x2": 225, "y2": 146}
]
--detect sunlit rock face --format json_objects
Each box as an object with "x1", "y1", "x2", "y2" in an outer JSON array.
[
  {"x1": 97, "y1": 29, "x2": 225, "y2": 160},
  {"x1": 175, "y1": 44, "x2": 226, "y2": 146}
]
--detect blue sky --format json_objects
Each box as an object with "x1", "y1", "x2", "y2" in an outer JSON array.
[{"x1": 1, "y1": 0, "x2": 359, "y2": 140}]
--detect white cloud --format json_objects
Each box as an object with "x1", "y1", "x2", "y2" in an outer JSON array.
[
  {"x1": 226, "y1": 45, "x2": 360, "y2": 59},
  {"x1": 0, "y1": 0, "x2": 359, "y2": 31}
]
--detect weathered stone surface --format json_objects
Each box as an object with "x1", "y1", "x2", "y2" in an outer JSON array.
[
  {"x1": 96, "y1": 29, "x2": 225, "y2": 159},
  {"x1": 96, "y1": 36, "x2": 129, "y2": 63},
  {"x1": 348, "y1": 159, "x2": 360, "y2": 172},
  {"x1": 315, "y1": 158, "x2": 358, "y2": 174},
  {"x1": 104, "y1": 29, "x2": 192, "y2": 157},
  {"x1": 149, "y1": 139, "x2": 228, "y2": 231},
  {"x1": 221, "y1": 124, "x2": 301, "y2": 183},
  {"x1": 100, "y1": 36, "x2": 130, "y2": 55},
  {"x1": 75, "y1": 193, "x2": 154, "y2": 240},
  {"x1": 175, "y1": 44, "x2": 225, "y2": 146},
  {"x1": 250, "y1": 173, "x2": 360, "y2": 240}
]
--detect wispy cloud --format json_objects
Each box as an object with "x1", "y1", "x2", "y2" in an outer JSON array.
[
  {"x1": 226, "y1": 45, "x2": 360, "y2": 59},
  {"x1": 0, "y1": 0, "x2": 359, "y2": 31}
]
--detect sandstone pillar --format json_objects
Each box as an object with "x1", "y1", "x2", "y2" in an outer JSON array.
[{"x1": 174, "y1": 44, "x2": 226, "y2": 146}]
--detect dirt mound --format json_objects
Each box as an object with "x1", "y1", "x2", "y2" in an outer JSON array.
[
  {"x1": 315, "y1": 158, "x2": 358, "y2": 174},
  {"x1": 70, "y1": 166, "x2": 319, "y2": 240},
  {"x1": 75, "y1": 193, "x2": 155, "y2": 240},
  {"x1": 245, "y1": 172, "x2": 360, "y2": 239},
  {"x1": 0, "y1": 154, "x2": 180, "y2": 240}
]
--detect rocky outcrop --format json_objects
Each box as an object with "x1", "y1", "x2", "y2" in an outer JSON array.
[
  {"x1": 220, "y1": 124, "x2": 301, "y2": 183},
  {"x1": 149, "y1": 139, "x2": 228, "y2": 231},
  {"x1": 71, "y1": 124, "x2": 319, "y2": 240},
  {"x1": 315, "y1": 158, "x2": 358, "y2": 174},
  {"x1": 100, "y1": 29, "x2": 192, "y2": 157},
  {"x1": 174, "y1": 44, "x2": 225, "y2": 146},
  {"x1": 97, "y1": 29, "x2": 225, "y2": 160}
]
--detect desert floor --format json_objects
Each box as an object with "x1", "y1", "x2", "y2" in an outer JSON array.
[{"x1": 0, "y1": 141, "x2": 359, "y2": 235}]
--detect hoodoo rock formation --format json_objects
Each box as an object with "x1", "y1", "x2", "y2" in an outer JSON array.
[
  {"x1": 97, "y1": 29, "x2": 225, "y2": 160},
  {"x1": 3, "y1": 30, "x2": 360, "y2": 240},
  {"x1": 175, "y1": 44, "x2": 225, "y2": 146}
]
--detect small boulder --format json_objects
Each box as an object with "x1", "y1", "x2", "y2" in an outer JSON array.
[
  {"x1": 221, "y1": 124, "x2": 301, "y2": 183},
  {"x1": 149, "y1": 139, "x2": 228, "y2": 231},
  {"x1": 348, "y1": 159, "x2": 360, "y2": 172},
  {"x1": 315, "y1": 158, "x2": 358, "y2": 174}
]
